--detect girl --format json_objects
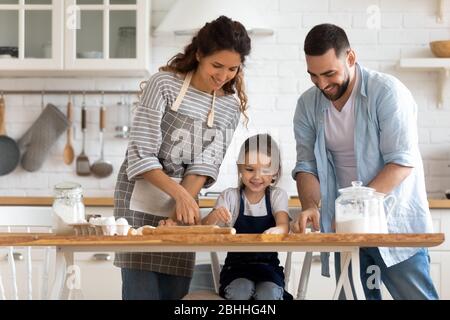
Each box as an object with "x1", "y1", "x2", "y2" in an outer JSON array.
[
  {"x1": 202, "y1": 134, "x2": 293, "y2": 300},
  {"x1": 113, "y1": 16, "x2": 251, "y2": 300}
]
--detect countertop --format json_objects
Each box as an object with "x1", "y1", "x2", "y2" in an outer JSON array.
[
  {"x1": 0, "y1": 233, "x2": 445, "y2": 248},
  {"x1": 1, "y1": 197, "x2": 450, "y2": 209}
]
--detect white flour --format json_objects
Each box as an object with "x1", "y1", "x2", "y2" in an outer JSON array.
[{"x1": 336, "y1": 215, "x2": 388, "y2": 233}]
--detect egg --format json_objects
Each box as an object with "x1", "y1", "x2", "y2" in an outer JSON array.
[
  {"x1": 116, "y1": 218, "x2": 129, "y2": 226},
  {"x1": 102, "y1": 216, "x2": 116, "y2": 226}
]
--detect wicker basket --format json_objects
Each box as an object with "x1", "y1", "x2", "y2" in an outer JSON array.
[{"x1": 430, "y1": 40, "x2": 450, "y2": 58}]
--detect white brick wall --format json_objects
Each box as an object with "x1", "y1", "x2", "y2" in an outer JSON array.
[{"x1": 1, "y1": 0, "x2": 450, "y2": 199}]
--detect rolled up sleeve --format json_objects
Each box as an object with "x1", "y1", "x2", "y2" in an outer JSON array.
[
  {"x1": 126, "y1": 76, "x2": 166, "y2": 180},
  {"x1": 292, "y1": 97, "x2": 318, "y2": 180},
  {"x1": 378, "y1": 82, "x2": 418, "y2": 168}
]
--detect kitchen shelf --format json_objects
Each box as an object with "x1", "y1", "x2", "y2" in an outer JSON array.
[{"x1": 398, "y1": 58, "x2": 450, "y2": 108}]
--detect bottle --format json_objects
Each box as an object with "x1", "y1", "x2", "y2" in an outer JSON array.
[{"x1": 52, "y1": 182, "x2": 86, "y2": 235}]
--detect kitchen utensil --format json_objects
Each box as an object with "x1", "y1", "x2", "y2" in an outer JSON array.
[
  {"x1": 0, "y1": 94, "x2": 20, "y2": 176},
  {"x1": 63, "y1": 96, "x2": 75, "y2": 165},
  {"x1": 91, "y1": 106, "x2": 113, "y2": 178},
  {"x1": 335, "y1": 181, "x2": 396, "y2": 233},
  {"x1": 445, "y1": 189, "x2": 450, "y2": 199},
  {"x1": 116, "y1": 26, "x2": 136, "y2": 58},
  {"x1": 143, "y1": 225, "x2": 236, "y2": 235},
  {"x1": 430, "y1": 40, "x2": 450, "y2": 57},
  {"x1": 76, "y1": 100, "x2": 91, "y2": 176},
  {"x1": 19, "y1": 104, "x2": 69, "y2": 172},
  {"x1": 115, "y1": 95, "x2": 130, "y2": 138}
]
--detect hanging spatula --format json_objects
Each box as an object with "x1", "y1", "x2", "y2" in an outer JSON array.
[{"x1": 76, "y1": 100, "x2": 91, "y2": 176}]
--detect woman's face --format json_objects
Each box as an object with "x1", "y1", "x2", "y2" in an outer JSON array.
[
  {"x1": 195, "y1": 49, "x2": 242, "y2": 93},
  {"x1": 239, "y1": 151, "x2": 277, "y2": 194}
]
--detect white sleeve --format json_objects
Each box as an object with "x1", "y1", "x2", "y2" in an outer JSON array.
[
  {"x1": 271, "y1": 188, "x2": 289, "y2": 216},
  {"x1": 214, "y1": 188, "x2": 239, "y2": 225}
]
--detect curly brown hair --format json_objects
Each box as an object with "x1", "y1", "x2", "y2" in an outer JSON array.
[{"x1": 159, "y1": 15, "x2": 251, "y2": 124}]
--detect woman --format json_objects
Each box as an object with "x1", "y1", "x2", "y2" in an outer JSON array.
[{"x1": 113, "y1": 15, "x2": 251, "y2": 300}]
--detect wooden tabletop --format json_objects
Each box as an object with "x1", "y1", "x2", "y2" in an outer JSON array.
[
  {"x1": 1, "y1": 197, "x2": 450, "y2": 209},
  {"x1": 0, "y1": 233, "x2": 444, "y2": 248}
]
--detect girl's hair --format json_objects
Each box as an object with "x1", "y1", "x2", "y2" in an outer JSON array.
[
  {"x1": 237, "y1": 134, "x2": 282, "y2": 187},
  {"x1": 159, "y1": 15, "x2": 251, "y2": 124}
]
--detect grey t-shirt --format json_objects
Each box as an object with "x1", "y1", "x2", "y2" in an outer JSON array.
[{"x1": 214, "y1": 187, "x2": 289, "y2": 227}]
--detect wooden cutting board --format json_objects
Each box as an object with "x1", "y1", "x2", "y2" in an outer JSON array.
[{"x1": 142, "y1": 225, "x2": 236, "y2": 235}]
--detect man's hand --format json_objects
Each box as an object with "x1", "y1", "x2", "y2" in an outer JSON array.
[{"x1": 291, "y1": 208, "x2": 320, "y2": 233}]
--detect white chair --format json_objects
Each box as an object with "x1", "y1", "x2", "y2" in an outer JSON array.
[
  {"x1": 184, "y1": 251, "x2": 313, "y2": 300},
  {"x1": 0, "y1": 206, "x2": 53, "y2": 300}
]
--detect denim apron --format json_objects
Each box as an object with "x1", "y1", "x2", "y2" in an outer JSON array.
[{"x1": 219, "y1": 187, "x2": 292, "y2": 299}]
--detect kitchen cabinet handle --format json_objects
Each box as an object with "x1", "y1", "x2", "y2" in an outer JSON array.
[
  {"x1": 92, "y1": 253, "x2": 111, "y2": 261},
  {"x1": 4, "y1": 252, "x2": 23, "y2": 261}
]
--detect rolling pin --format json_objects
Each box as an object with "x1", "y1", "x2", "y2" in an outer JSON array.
[{"x1": 142, "y1": 225, "x2": 236, "y2": 235}]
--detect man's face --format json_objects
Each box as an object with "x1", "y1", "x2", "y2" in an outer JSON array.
[{"x1": 306, "y1": 48, "x2": 353, "y2": 101}]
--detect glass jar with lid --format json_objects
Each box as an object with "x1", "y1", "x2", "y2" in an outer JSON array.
[
  {"x1": 335, "y1": 181, "x2": 396, "y2": 233},
  {"x1": 52, "y1": 182, "x2": 86, "y2": 234}
]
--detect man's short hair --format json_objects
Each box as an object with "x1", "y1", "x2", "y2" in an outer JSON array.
[{"x1": 304, "y1": 23, "x2": 350, "y2": 57}]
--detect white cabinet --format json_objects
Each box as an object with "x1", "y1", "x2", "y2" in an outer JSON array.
[
  {"x1": 0, "y1": 248, "x2": 51, "y2": 300},
  {"x1": 64, "y1": 0, "x2": 150, "y2": 75},
  {"x1": 429, "y1": 209, "x2": 450, "y2": 299},
  {"x1": 74, "y1": 252, "x2": 121, "y2": 300},
  {"x1": 0, "y1": 0, "x2": 150, "y2": 76},
  {"x1": 0, "y1": 0, "x2": 64, "y2": 71}
]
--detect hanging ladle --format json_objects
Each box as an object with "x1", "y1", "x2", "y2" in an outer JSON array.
[{"x1": 91, "y1": 94, "x2": 113, "y2": 178}]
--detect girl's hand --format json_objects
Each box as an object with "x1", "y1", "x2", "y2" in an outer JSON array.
[
  {"x1": 158, "y1": 218, "x2": 179, "y2": 227},
  {"x1": 263, "y1": 226, "x2": 287, "y2": 235},
  {"x1": 174, "y1": 190, "x2": 201, "y2": 225},
  {"x1": 206, "y1": 207, "x2": 232, "y2": 225}
]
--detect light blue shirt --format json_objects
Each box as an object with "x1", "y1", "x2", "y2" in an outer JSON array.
[{"x1": 292, "y1": 64, "x2": 434, "y2": 276}]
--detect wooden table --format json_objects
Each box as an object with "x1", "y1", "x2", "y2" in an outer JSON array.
[{"x1": 0, "y1": 233, "x2": 445, "y2": 300}]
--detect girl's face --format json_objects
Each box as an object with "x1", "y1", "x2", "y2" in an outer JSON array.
[
  {"x1": 195, "y1": 49, "x2": 241, "y2": 93},
  {"x1": 239, "y1": 151, "x2": 277, "y2": 193}
]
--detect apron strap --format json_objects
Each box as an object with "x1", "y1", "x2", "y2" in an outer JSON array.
[
  {"x1": 170, "y1": 70, "x2": 216, "y2": 128},
  {"x1": 239, "y1": 187, "x2": 273, "y2": 217},
  {"x1": 207, "y1": 91, "x2": 216, "y2": 128},
  {"x1": 171, "y1": 71, "x2": 193, "y2": 112}
]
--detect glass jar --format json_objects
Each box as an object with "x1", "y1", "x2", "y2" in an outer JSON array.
[
  {"x1": 115, "y1": 94, "x2": 131, "y2": 138},
  {"x1": 52, "y1": 182, "x2": 86, "y2": 234},
  {"x1": 116, "y1": 26, "x2": 136, "y2": 58},
  {"x1": 335, "y1": 181, "x2": 396, "y2": 233},
  {"x1": 335, "y1": 181, "x2": 379, "y2": 233}
]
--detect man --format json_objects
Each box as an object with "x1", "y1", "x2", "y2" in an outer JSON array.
[{"x1": 291, "y1": 23, "x2": 438, "y2": 300}]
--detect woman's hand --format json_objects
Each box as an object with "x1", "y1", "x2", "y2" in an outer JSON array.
[
  {"x1": 174, "y1": 190, "x2": 200, "y2": 225},
  {"x1": 158, "y1": 218, "x2": 179, "y2": 227},
  {"x1": 203, "y1": 207, "x2": 232, "y2": 225}
]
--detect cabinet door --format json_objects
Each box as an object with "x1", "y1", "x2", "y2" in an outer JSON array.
[
  {"x1": 0, "y1": 0, "x2": 63, "y2": 70},
  {"x1": 73, "y1": 252, "x2": 122, "y2": 300},
  {"x1": 64, "y1": 0, "x2": 149, "y2": 74}
]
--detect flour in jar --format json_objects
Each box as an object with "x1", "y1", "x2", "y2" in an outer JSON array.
[{"x1": 336, "y1": 215, "x2": 388, "y2": 233}]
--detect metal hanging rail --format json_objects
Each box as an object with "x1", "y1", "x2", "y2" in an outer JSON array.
[{"x1": 0, "y1": 90, "x2": 140, "y2": 95}]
